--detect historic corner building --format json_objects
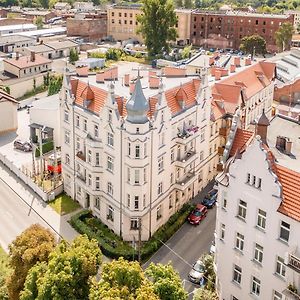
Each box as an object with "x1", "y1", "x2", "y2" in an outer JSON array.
[{"x1": 59, "y1": 64, "x2": 213, "y2": 241}]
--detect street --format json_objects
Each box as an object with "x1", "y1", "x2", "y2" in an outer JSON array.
[{"x1": 144, "y1": 182, "x2": 216, "y2": 299}]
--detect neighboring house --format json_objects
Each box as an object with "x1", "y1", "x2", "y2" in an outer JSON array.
[
  {"x1": 75, "y1": 58, "x2": 105, "y2": 69},
  {"x1": 20, "y1": 44, "x2": 54, "y2": 59},
  {"x1": 0, "y1": 90, "x2": 18, "y2": 135},
  {"x1": 0, "y1": 23, "x2": 37, "y2": 35},
  {"x1": 74, "y1": 2, "x2": 94, "y2": 12},
  {"x1": 0, "y1": 35, "x2": 36, "y2": 53},
  {"x1": 60, "y1": 63, "x2": 212, "y2": 241},
  {"x1": 54, "y1": 2, "x2": 71, "y2": 11},
  {"x1": 30, "y1": 94, "x2": 61, "y2": 147},
  {"x1": 215, "y1": 113, "x2": 300, "y2": 300},
  {"x1": 22, "y1": 10, "x2": 57, "y2": 23}
]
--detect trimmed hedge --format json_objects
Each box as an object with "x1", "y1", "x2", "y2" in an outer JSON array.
[
  {"x1": 35, "y1": 141, "x2": 54, "y2": 157},
  {"x1": 70, "y1": 203, "x2": 194, "y2": 261}
]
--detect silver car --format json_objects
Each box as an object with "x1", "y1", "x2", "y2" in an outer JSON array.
[{"x1": 188, "y1": 260, "x2": 205, "y2": 284}]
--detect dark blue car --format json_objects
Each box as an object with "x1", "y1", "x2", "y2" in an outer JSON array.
[{"x1": 201, "y1": 189, "x2": 218, "y2": 208}]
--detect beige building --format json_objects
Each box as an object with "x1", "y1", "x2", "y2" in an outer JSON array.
[
  {"x1": 175, "y1": 9, "x2": 191, "y2": 45},
  {"x1": 0, "y1": 90, "x2": 18, "y2": 135}
]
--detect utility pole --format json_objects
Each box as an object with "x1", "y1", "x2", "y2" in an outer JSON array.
[{"x1": 138, "y1": 218, "x2": 142, "y2": 263}]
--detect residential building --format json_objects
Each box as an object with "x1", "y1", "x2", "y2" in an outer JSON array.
[
  {"x1": 22, "y1": 10, "x2": 57, "y2": 23},
  {"x1": 215, "y1": 112, "x2": 300, "y2": 300},
  {"x1": 175, "y1": 9, "x2": 192, "y2": 45},
  {"x1": 0, "y1": 90, "x2": 18, "y2": 135},
  {"x1": 285, "y1": 10, "x2": 300, "y2": 32},
  {"x1": 190, "y1": 10, "x2": 294, "y2": 52},
  {"x1": 74, "y1": 2, "x2": 94, "y2": 12},
  {"x1": 0, "y1": 35, "x2": 36, "y2": 53},
  {"x1": 60, "y1": 63, "x2": 212, "y2": 241}
]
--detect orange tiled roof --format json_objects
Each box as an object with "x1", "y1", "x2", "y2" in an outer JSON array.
[
  {"x1": 4, "y1": 54, "x2": 51, "y2": 69},
  {"x1": 276, "y1": 164, "x2": 300, "y2": 222},
  {"x1": 230, "y1": 128, "x2": 254, "y2": 156}
]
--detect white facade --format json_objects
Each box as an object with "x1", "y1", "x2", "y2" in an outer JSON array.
[
  {"x1": 60, "y1": 66, "x2": 213, "y2": 241},
  {"x1": 215, "y1": 136, "x2": 300, "y2": 300},
  {"x1": 0, "y1": 94, "x2": 18, "y2": 135}
]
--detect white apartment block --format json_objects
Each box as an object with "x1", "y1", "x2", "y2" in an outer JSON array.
[
  {"x1": 60, "y1": 63, "x2": 213, "y2": 241},
  {"x1": 215, "y1": 113, "x2": 300, "y2": 300}
]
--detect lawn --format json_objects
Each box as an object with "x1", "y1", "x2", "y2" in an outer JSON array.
[{"x1": 49, "y1": 193, "x2": 81, "y2": 215}]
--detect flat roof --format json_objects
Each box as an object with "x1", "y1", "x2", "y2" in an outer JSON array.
[
  {"x1": 9, "y1": 27, "x2": 67, "y2": 37},
  {"x1": 0, "y1": 23, "x2": 37, "y2": 31},
  {"x1": 31, "y1": 94, "x2": 59, "y2": 110},
  {"x1": 0, "y1": 34, "x2": 35, "y2": 44}
]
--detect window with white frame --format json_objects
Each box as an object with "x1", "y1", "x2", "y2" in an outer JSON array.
[
  {"x1": 88, "y1": 174, "x2": 92, "y2": 186},
  {"x1": 279, "y1": 221, "x2": 290, "y2": 242},
  {"x1": 127, "y1": 194, "x2": 130, "y2": 208},
  {"x1": 108, "y1": 109, "x2": 112, "y2": 123},
  {"x1": 158, "y1": 182, "x2": 163, "y2": 195},
  {"x1": 257, "y1": 178, "x2": 262, "y2": 189},
  {"x1": 127, "y1": 167, "x2": 130, "y2": 182},
  {"x1": 134, "y1": 169, "x2": 140, "y2": 184},
  {"x1": 107, "y1": 132, "x2": 114, "y2": 147},
  {"x1": 134, "y1": 196, "x2": 139, "y2": 210},
  {"x1": 169, "y1": 195, "x2": 173, "y2": 208},
  {"x1": 220, "y1": 223, "x2": 225, "y2": 240},
  {"x1": 143, "y1": 194, "x2": 146, "y2": 208},
  {"x1": 88, "y1": 150, "x2": 92, "y2": 163},
  {"x1": 233, "y1": 265, "x2": 242, "y2": 284},
  {"x1": 257, "y1": 209, "x2": 266, "y2": 229},
  {"x1": 222, "y1": 191, "x2": 227, "y2": 209},
  {"x1": 143, "y1": 168, "x2": 146, "y2": 183},
  {"x1": 198, "y1": 170, "x2": 203, "y2": 183},
  {"x1": 83, "y1": 119, "x2": 87, "y2": 131},
  {"x1": 94, "y1": 124, "x2": 99, "y2": 138},
  {"x1": 275, "y1": 256, "x2": 286, "y2": 277},
  {"x1": 251, "y1": 276, "x2": 261, "y2": 296},
  {"x1": 170, "y1": 173, "x2": 174, "y2": 185},
  {"x1": 235, "y1": 232, "x2": 244, "y2": 251},
  {"x1": 252, "y1": 175, "x2": 256, "y2": 186},
  {"x1": 95, "y1": 177, "x2": 100, "y2": 190},
  {"x1": 65, "y1": 154, "x2": 70, "y2": 165},
  {"x1": 107, "y1": 155, "x2": 114, "y2": 172},
  {"x1": 200, "y1": 127, "x2": 205, "y2": 142},
  {"x1": 75, "y1": 115, "x2": 80, "y2": 127},
  {"x1": 65, "y1": 130, "x2": 70, "y2": 144},
  {"x1": 200, "y1": 151, "x2": 204, "y2": 162},
  {"x1": 246, "y1": 173, "x2": 251, "y2": 183},
  {"x1": 128, "y1": 142, "x2": 131, "y2": 156},
  {"x1": 77, "y1": 186, "x2": 81, "y2": 196},
  {"x1": 158, "y1": 156, "x2": 164, "y2": 173},
  {"x1": 273, "y1": 290, "x2": 283, "y2": 300},
  {"x1": 171, "y1": 149, "x2": 175, "y2": 162},
  {"x1": 144, "y1": 143, "x2": 147, "y2": 157},
  {"x1": 157, "y1": 205, "x2": 162, "y2": 220},
  {"x1": 135, "y1": 145, "x2": 140, "y2": 158},
  {"x1": 76, "y1": 137, "x2": 80, "y2": 150},
  {"x1": 238, "y1": 200, "x2": 247, "y2": 220},
  {"x1": 64, "y1": 110, "x2": 69, "y2": 122},
  {"x1": 94, "y1": 197, "x2": 100, "y2": 210},
  {"x1": 107, "y1": 182, "x2": 113, "y2": 196},
  {"x1": 130, "y1": 218, "x2": 138, "y2": 230},
  {"x1": 254, "y1": 243, "x2": 263, "y2": 263},
  {"x1": 107, "y1": 205, "x2": 114, "y2": 221},
  {"x1": 95, "y1": 153, "x2": 100, "y2": 166}
]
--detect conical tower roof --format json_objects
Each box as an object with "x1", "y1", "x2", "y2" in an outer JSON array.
[{"x1": 257, "y1": 109, "x2": 270, "y2": 126}]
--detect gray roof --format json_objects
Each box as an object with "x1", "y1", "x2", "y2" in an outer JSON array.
[
  {"x1": 45, "y1": 40, "x2": 78, "y2": 50},
  {"x1": 126, "y1": 77, "x2": 149, "y2": 124},
  {"x1": 26, "y1": 44, "x2": 53, "y2": 53},
  {"x1": 0, "y1": 35, "x2": 35, "y2": 45},
  {"x1": 31, "y1": 94, "x2": 60, "y2": 110}
]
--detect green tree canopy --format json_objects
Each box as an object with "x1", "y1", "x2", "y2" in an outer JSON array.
[
  {"x1": 199, "y1": 253, "x2": 216, "y2": 292},
  {"x1": 7, "y1": 224, "x2": 56, "y2": 300},
  {"x1": 145, "y1": 262, "x2": 187, "y2": 300},
  {"x1": 69, "y1": 48, "x2": 79, "y2": 64},
  {"x1": 275, "y1": 22, "x2": 294, "y2": 52},
  {"x1": 137, "y1": 0, "x2": 177, "y2": 57},
  {"x1": 240, "y1": 34, "x2": 267, "y2": 55},
  {"x1": 193, "y1": 288, "x2": 218, "y2": 300},
  {"x1": 48, "y1": 74, "x2": 63, "y2": 96},
  {"x1": 20, "y1": 235, "x2": 102, "y2": 300},
  {"x1": 34, "y1": 16, "x2": 44, "y2": 29}
]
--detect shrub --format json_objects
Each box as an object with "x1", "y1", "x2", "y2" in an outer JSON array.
[{"x1": 35, "y1": 141, "x2": 54, "y2": 157}]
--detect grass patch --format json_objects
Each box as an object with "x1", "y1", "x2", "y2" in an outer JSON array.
[
  {"x1": 0, "y1": 246, "x2": 11, "y2": 300},
  {"x1": 49, "y1": 193, "x2": 81, "y2": 215},
  {"x1": 17, "y1": 84, "x2": 48, "y2": 101}
]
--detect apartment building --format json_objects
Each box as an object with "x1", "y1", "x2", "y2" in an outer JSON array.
[
  {"x1": 191, "y1": 10, "x2": 294, "y2": 52},
  {"x1": 215, "y1": 113, "x2": 300, "y2": 300},
  {"x1": 60, "y1": 63, "x2": 212, "y2": 241}
]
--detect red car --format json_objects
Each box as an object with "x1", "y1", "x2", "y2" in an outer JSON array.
[{"x1": 188, "y1": 204, "x2": 208, "y2": 225}]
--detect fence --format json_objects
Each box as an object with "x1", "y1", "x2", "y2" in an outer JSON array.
[{"x1": 0, "y1": 152, "x2": 63, "y2": 202}]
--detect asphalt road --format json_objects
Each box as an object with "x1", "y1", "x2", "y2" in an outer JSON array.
[{"x1": 143, "y1": 182, "x2": 216, "y2": 299}]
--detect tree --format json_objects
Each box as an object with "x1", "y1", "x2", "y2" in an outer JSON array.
[
  {"x1": 145, "y1": 262, "x2": 187, "y2": 300},
  {"x1": 35, "y1": 16, "x2": 43, "y2": 30},
  {"x1": 20, "y1": 235, "x2": 102, "y2": 300},
  {"x1": 200, "y1": 254, "x2": 216, "y2": 292},
  {"x1": 48, "y1": 74, "x2": 63, "y2": 96},
  {"x1": 184, "y1": 0, "x2": 193, "y2": 8},
  {"x1": 137, "y1": 0, "x2": 177, "y2": 57},
  {"x1": 89, "y1": 258, "x2": 159, "y2": 300},
  {"x1": 7, "y1": 224, "x2": 55, "y2": 300},
  {"x1": 181, "y1": 44, "x2": 193, "y2": 59},
  {"x1": 240, "y1": 34, "x2": 267, "y2": 55},
  {"x1": 69, "y1": 48, "x2": 79, "y2": 63},
  {"x1": 193, "y1": 288, "x2": 218, "y2": 300},
  {"x1": 275, "y1": 22, "x2": 294, "y2": 52}
]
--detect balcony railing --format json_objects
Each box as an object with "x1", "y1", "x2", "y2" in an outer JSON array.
[
  {"x1": 175, "y1": 172, "x2": 195, "y2": 187},
  {"x1": 175, "y1": 151, "x2": 196, "y2": 168},
  {"x1": 218, "y1": 147, "x2": 225, "y2": 155},
  {"x1": 177, "y1": 126, "x2": 199, "y2": 139},
  {"x1": 282, "y1": 286, "x2": 300, "y2": 300},
  {"x1": 76, "y1": 172, "x2": 86, "y2": 182},
  {"x1": 219, "y1": 127, "x2": 228, "y2": 137},
  {"x1": 217, "y1": 163, "x2": 223, "y2": 171},
  {"x1": 76, "y1": 151, "x2": 86, "y2": 161}
]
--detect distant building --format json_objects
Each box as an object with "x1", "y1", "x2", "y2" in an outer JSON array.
[
  {"x1": 0, "y1": 23, "x2": 37, "y2": 35},
  {"x1": 75, "y1": 57, "x2": 105, "y2": 69},
  {"x1": 22, "y1": 10, "x2": 57, "y2": 23},
  {"x1": 0, "y1": 35, "x2": 36, "y2": 53},
  {"x1": 0, "y1": 90, "x2": 18, "y2": 135},
  {"x1": 74, "y1": 2, "x2": 94, "y2": 12},
  {"x1": 54, "y1": 2, "x2": 71, "y2": 11}
]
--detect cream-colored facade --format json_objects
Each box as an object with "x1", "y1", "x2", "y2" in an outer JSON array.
[
  {"x1": 0, "y1": 92, "x2": 18, "y2": 135},
  {"x1": 175, "y1": 9, "x2": 191, "y2": 45}
]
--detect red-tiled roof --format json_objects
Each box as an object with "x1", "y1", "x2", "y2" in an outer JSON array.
[
  {"x1": 4, "y1": 54, "x2": 51, "y2": 69},
  {"x1": 230, "y1": 128, "x2": 254, "y2": 156},
  {"x1": 276, "y1": 164, "x2": 300, "y2": 222}
]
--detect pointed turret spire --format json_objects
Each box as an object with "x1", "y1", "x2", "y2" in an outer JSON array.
[{"x1": 126, "y1": 76, "x2": 149, "y2": 124}]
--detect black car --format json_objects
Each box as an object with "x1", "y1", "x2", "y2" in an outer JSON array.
[{"x1": 201, "y1": 189, "x2": 218, "y2": 208}]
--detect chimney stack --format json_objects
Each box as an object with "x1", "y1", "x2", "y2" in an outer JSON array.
[
  {"x1": 30, "y1": 51, "x2": 35, "y2": 62},
  {"x1": 255, "y1": 109, "x2": 270, "y2": 145}
]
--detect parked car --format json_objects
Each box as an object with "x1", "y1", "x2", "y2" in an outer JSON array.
[
  {"x1": 210, "y1": 239, "x2": 216, "y2": 254},
  {"x1": 13, "y1": 140, "x2": 32, "y2": 152},
  {"x1": 188, "y1": 259, "x2": 205, "y2": 284},
  {"x1": 201, "y1": 189, "x2": 218, "y2": 208},
  {"x1": 188, "y1": 204, "x2": 207, "y2": 225}
]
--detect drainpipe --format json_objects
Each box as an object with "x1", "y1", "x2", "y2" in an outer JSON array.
[
  {"x1": 149, "y1": 127, "x2": 153, "y2": 239},
  {"x1": 119, "y1": 126, "x2": 123, "y2": 238}
]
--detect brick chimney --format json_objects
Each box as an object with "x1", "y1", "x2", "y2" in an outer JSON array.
[
  {"x1": 124, "y1": 73, "x2": 130, "y2": 86},
  {"x1": 230, "y1": 64, "x2": 236, "y2": 73},
  {"x1": 30, "y1": 51, "x2": 35, "y2": 62},
  {"x1": 215, "y1": 69, "x2": 222, "y2": 80},
  {"x1": 245, "y1": 58, "x2": 251, "y2": 66},
  {"x1": 234, "y1": 56, "x2": 240, "y2": 67}
]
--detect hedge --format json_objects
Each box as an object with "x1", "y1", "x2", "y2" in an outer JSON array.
[
  {"x1": 69, "y1": 203, "x2": 195, "y2": 261},
  {"x1": 35, "y1": 141, "x2": 54, "y2": 157}
]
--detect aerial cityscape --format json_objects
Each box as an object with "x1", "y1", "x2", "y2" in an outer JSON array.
[{"x1": 0, "y1": 0, "x2": 299, "y2": 299}]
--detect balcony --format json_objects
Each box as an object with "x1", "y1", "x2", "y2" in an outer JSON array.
[
  {"x1": 76, "y1": 172, "x2": 86, "y2": 183},
  {"x1": 218, "y1": 147, "x2": 225, "y2": 155},
  {"x1": 175, "y1": 126, "x2": 199, "y2": 144},
  {"x1": 175, "y1": 151, "x2": 196, "y2": 168},
  {"x1": 283, "y1": 285, "x2": 300, "y2": 300},
  {"x1": 217, "y1": 163, "x2": 223, "y2": 171},
  {"x1": 219, "y1": 127, "x2": 229, "y2": 137},
  {"x1": 86, "y1": 134, "x2": 101, "y2": 148},
  {"x1": 76, "y1": 151, "x2": 86, "y2": 162},
  {"x1": 175, "y1": 172, "x2": 195, "y2": 190}
]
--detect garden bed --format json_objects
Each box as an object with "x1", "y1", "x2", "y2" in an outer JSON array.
[{"x1": 70, "y1": 203, "x2": 194, "y2": 261}]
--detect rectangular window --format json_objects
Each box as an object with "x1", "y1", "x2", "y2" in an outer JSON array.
[
  {"x1": 88, "y1": 174, "x2": 92, "y2": 186},
  {"x1": 157, "y1": 204, "x2": 162, "y2": 220},
  {"x1": 95, "y1": 153, "x2": 100, "y2": 166},
  {"x1": 83, "y1": 119, "x2": 87, "y2": 131},
  {"x1": 280, "y1": 221, "x2": 290, "y2": 242},
  {"x1": 158, "y1": 156, "x2": 164, "y2": 173},
  {"x1": 95, "y1": 177, "x2": 100, "y2": 190},
  {"x1": 220, "y1": 223, "x2": 225, "y2": 240},
  {"x1": 107, "y1": 132, "x2": 114, "y2": 147},
  {"x1": 276, "y1": 256, "x2": 286, "y2": 277},
  {"x1": 88, "y1": 150, "x2": 92, "y2": 163},
  {"x1": 144, "y1": 143, "x2": 147, "y2": 157},
  {"x1": 134, "y1": 196, "x2": 139, "y2": 210},
  {"x1": 127, "y1": 167, "x2": 130, "y2": 183},
  {"x1": 130, "y1": 218, "x2": 138, "y2": 230},
  {"x1": 257, "y1": 209, "x2": 266, "y2": 229},
  {"x1": 233, "y1": 265, "x2": 242, "y2": 284},
  {"x1": 171, "y1": 149, "x2": 175, "y2": 162},
  {"x1": 65, "y1": 154, "x2": 70, "y2": 165},
  {"x1": 252, "y1": 175, "x2": 256, "y2": 186},
  {"x1": 94, "y1": 125, "x2": 99, "y2": 138},
  {"x1": 64, "y1": 110, "x2": 69, "y2": 122},
  {"x1": 246, "y1": 173, "x2": 250, "y2": 183},
  {"x1": 169, "y1": 195, "x2": 173, "y2": 209},
  {"x1": 135, "y1": 145, "x2": 140, "y2": 158},
  {"x1": 75, "y1": 115, "x2": 80, "y2": 127},
  {"x1": 257, "y1": 178, "x2": 262, "y2": 189},
  {"x1": 127, "y1": 194, "x2": 130, "y2": 208},
  {"x1": 65, "y1": 131, "x2": 70, "y2": 144},
  {"x1": 222, "y1": 191, "x2": 227, "y2": 209},
  {"x1": 134, "y1": 169, "x2": 140, "y2": 184},
  {"x1": 238, "y1": 200, "x2": 247, "y2": 220},
  {"x1": 95, "y1": 197, "x2": 100, "y2": 209},
  {"x1": 200, "y1": 127, "x2": 205, "y2": 142},
  {"x1": 273, "y1": 290, "x2": 283, "y2": 300},
  {"x1": 108, "y1": 109, "x2": 112, "y2": 122},
  {"x1": 107, "y1": 205, "x2": 114, "y2": 221},
  {"x1": 254, "y1": 243, "x2": 263, "y2": 263},
  {"x1": 158, "y1": 182, "x2": 163, "y2": 195},
  {"x1": 143, "y1": 168, "x2": 146, "y2": 183},
  {"x1": 235, "y1": 232, "x2": 244, "y2": 252},
  {"x1": 128, "y1": 142, "x2": 131, "y2": 156},
  {"x1": 107, "y1": 182, "x2": 113, "y2": 196},
  {"x1": 107, "y1": 155, "x2": 114, "y2": 172},
  {"x1": 143, "y1": 194, "x2": 146, "y2": 208},
  {"x1": 76, "y1": 137, "x2": 80, "y2": 150},
  {"x1": 200, "y1": 151, "x2": 204, "y2": 162},
  {"x1": 251, "y1": 276, "x2": 261, "y2": 296}
]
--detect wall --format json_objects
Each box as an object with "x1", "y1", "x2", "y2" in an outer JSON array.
[
  {"x1": 274, "y1": 78, "x2": 300, "y2": 104},
  {"x1": 175, "y1": 10, "x2": 191, "y2": 45},
  {"x1": 0, "y1": 101, "x2": 18, "y2": 134}
]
